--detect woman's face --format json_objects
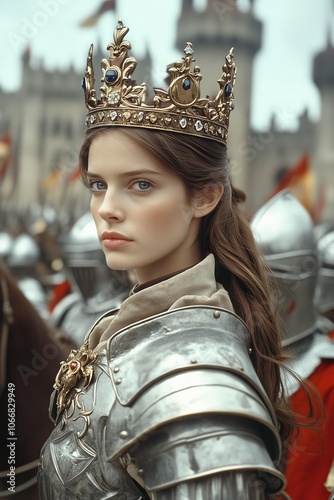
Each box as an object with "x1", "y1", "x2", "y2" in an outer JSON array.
[{"x1": 87, "y1": 130, "x2": 202, "y2": 283}]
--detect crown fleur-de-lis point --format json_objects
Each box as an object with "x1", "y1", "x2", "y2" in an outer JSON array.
[{"x1": 82, "y1": 21, "x2": 236, "y2": 144}]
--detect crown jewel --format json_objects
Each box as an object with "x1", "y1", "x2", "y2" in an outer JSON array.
[{"x1": 82, "y1": 20, "x2": 236, "y2": 144}]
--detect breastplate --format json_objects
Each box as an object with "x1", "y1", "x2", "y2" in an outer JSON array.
[
  {"x1": 38, "y1": 306, "x2": 285, "y2": 500},
  {"x1": 37, "y1": 350, "x2": 145, "y2": 499}
]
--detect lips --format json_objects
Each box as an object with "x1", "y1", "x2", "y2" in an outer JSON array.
[
  {"x1": 101, "y1": 231, "x2": 133, "y2": 249},
  {"x1": 102, "y1": 231, "x2": 132, "y2": 241}
]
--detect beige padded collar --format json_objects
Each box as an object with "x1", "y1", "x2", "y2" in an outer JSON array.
[{"x1": 88, "y1": 254, "x2": 233, "y2": 351}]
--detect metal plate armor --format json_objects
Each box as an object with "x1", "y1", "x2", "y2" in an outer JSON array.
[
  {"x1": 316, "y1": 230, "x2": 334, "y2": 314},
  {"x1": 38, "y1": 306, "x2": 285, "y2": 499},
  {"x1": 0, "y1": 231, "x2": 13, "y2": 263},
  {"x1": 251, "y1": 190, "x2": 319, "y2": 346},
  {"x1": 50, "y1": 289, "x2": 127, "y2": 346},
  {"x1": 52, "y1": 212, "x2": 130, "y2": 344},
  {"x1": 7, "y1": 233, "x2": 40, "y2": 269},
  {"x1": 60, "y1": 212, "x2": 130, "y2": 301}
]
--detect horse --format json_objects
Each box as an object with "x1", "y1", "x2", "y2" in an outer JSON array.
[{"x1": 0, "y1": 260, "x2": 76, "y2": 499}]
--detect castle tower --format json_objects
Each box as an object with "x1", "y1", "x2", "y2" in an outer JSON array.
[
  {"x1": 176, "y1": 0, "x2": 262, "y2": 197},
  {"x1": 313, "y1": 41, "x2": 334, "y2": 221}
]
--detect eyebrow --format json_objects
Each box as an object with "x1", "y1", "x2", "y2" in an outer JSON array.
[{"x1": 86, "y1": 169, "x2": 163, "y2": 179}]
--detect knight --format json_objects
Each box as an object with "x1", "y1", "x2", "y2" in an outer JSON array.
[
  {"x1": 0, "y1": 230, "x2": 13, "y2": 264},
  {"x1": 7, "y1": 232, "x2": 50, "y2": 321},
  {"x1": 50, "y1": 211, "x2": 130, "y2": 346},
  {"x1": 38, "y1": 20, "x2": 300, "y2": 499},
  {"x1": 316, "y1": 230, "x2": 334, "y2": 324},
  {"x1": 251, "y1": 189, "x2": 334, "y2": 499}
]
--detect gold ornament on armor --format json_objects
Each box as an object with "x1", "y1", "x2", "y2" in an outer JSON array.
[
  {"x1": 53, "y1": 341, "x2": 97, "y2": 420},
  {"x1": 82, "y1": 19, "x2": 237, "y2": 145}
]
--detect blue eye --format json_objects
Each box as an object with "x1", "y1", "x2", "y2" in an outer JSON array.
[
  {"x1": 90, "y1": 180, "x2": 106, "y2": 191},
  {"x1": 133, "y1": 180, "x2": 152, "y2": 191}
]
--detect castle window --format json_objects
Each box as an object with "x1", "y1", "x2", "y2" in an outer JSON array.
[
  {"x1": 52, "y1": 118, "x2": 61, "y2": 135},
  {"x1": 65, "y1": 121, "x2": 73, "y2": 139}
]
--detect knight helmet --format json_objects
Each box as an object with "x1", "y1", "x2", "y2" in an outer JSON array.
[
  {"x1": 60, "y1": 212, "x2": 129, "y2": 302},
  {"x1": 316, "y1": 230, "x2": 334, "y2": 314},
  {"x1": 251, "y1": 190, "x2": 319, "y2": 346}
]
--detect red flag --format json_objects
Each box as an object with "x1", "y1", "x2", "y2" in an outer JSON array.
[
  {"x1": 40, "y1": 165, "x2": 62, "y2": 190},
  {"x1": 0, "y1": 132, "x2": 12, "y2": 179},
  {"x1": 268, "y1": 154, "x2": 326, "y2": 221},
  {"x1": 80, "y1": 1, "x2": 116, "y2": 28},
  {"x1": 68, "y1": 165, "x2": 80, "y2": 183},
  {"x1": 271, "y1": 154, "x2": 310, "y2": 196}
]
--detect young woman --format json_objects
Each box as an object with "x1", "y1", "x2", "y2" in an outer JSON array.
[{"x1": 38, "y1": 21, "x2": 304, "y2": 500}]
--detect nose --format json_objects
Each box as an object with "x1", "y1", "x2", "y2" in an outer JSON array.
[{"x1": 97, "y1": 188, "x2": 125, "y2": 222}]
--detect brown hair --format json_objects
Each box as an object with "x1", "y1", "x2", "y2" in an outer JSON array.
[{"x1": 79, "y1": 127, "x2": 321, "y2": 443}]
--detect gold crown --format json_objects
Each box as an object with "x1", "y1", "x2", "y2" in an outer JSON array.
[{"x1": 82, "y1": 20, "x2": 236, "y2": 145}]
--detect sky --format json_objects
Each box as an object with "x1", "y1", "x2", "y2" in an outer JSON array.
[{"x1": 0, "y1": 0, "x2": 333, "y2": 131}]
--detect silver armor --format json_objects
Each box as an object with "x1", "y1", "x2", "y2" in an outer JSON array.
[
  {"x1": 7, "y1": 233, "x2": 40, "y2": 271},
  {"x1": 38, "y1": 306, "x2": 285, "y2": 499},
  {"x1": 51, "y1": 212, "x2": 130, "y2": 345},
  {"x1": 316, "y1": 230, "x2": 334, "y2": 314},
  {"x1": 251, "y1": 190, "x2": 319, "y2": 347},
  {"x1": 0, "y1": 230, "x2": 13, "y2": 263},
  {"x1": 26, "y1": 203, "x2": 60, "y2": 237},
  {"x1": 6, "y1": 233, "x2": 50, "y2": 320},
  {"x1": 251, "y1": 190, "x2": 334, "y2": 397}
]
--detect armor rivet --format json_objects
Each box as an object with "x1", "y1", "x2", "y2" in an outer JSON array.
[
  {"x1": 114, "y1": 366, "x2": 120, "y2": 373},
  {"x1": 248, "y1": 348, "x2": 252, "y2": 355},
  {"x1": 138, "y1": 468, "x2": 144, "y2": 476},
  {"x1": 190, "y1": 359, "x2": 197, "y2": 364},
  {"x1": 120, "y1": 430, "x2": 128, "y2": 439},
  {"x1": 213, "y1": 311, "x2": 220, "y2": 318},
  {"x1": 116, "y1": 378, "x2": 122, "y2": 385}
]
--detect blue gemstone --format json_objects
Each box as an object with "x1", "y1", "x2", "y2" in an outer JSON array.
[
  {"x1": 81, "y1": 77, "x2": 86, "y2": 91},
  {"x1": 231, "y1": 102, "x2": 235, "y2": 111},
  {"x1": 183, "y1": 78, "x2": 191, "y2": 90},
  {"x1": 105, "y1": 69, "x2": 118, "y2": 83},
  {"x1": 225, "y1": 83, "x2": 232, "y2": 97}
]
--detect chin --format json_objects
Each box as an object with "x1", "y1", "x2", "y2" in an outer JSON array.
[{"x1": 104, "y1": 254, "x2": 133, "y2": 272}]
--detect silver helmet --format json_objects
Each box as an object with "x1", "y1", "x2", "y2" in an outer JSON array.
[
  {"x1": 316, "y1": 230, "x2": 334, "y2": 314},
  {"x1": 251, "y1": 190, "x2": 319, "y2": 346},
  {"x1": 26, "y1": 203, "x2": 60, "y2": 237},
  {"x1": 7, "y1": 233, "x2": 40, "y2": 272},
  {"x1": 0, "y1": 231, "x2": 13, "y2": 263},
  {"x1": 61, "y1": 212, "x2": 129, "y2": 302}
]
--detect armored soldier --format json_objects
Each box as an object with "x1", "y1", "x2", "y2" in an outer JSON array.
[
  {"x1": 0, "y1": 230, "x2": 13, "y2": 264},
  {"x1": 38, "y1": 21, "x2": 298, "y2": 499},
  {"x1": 51, "y1": 212, "x2": 130, "y2": 346},
  {"x1": 316, "y1": 230, "x2": 334, "y2": 324},
  {"x1": 251, "y1": 189, "x2": 334, "y2": 499},
  {"x1": 7, "y1": 232, "x2": 50, "y2": 321}
]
